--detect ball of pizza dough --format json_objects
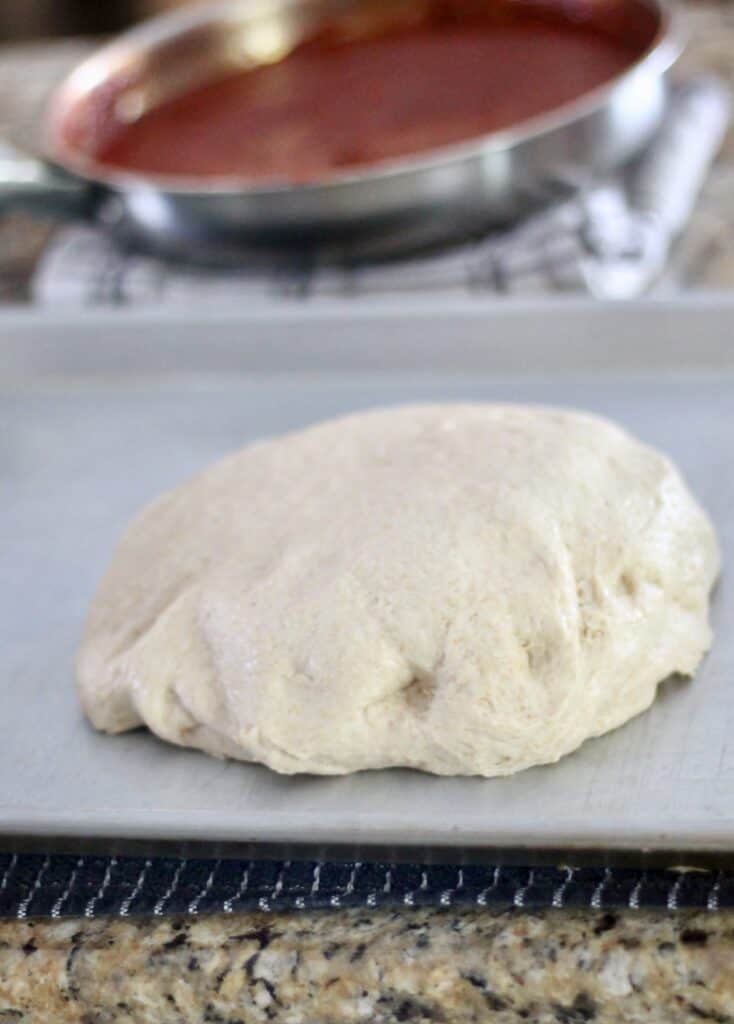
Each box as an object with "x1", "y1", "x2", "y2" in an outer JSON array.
[{"x1": 77, "y1": 404, "x2": 719, "y2": 776}]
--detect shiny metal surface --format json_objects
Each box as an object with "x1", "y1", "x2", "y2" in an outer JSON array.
[{"x1": 0, "y1": 0, "x2": 683, "y2": 261}]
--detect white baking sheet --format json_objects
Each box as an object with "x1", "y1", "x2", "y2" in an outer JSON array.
[{"x1": 1, "y1": 299, "x2": 732, "y2": 854}]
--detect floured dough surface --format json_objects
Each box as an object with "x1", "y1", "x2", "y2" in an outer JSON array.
[{"x1": 77, "y1": 404, "x2": 719, "y2": 776}]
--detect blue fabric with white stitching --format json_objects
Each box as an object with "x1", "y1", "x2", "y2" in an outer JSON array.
[{"x1": 0, "y1": 855, "x2": 730, "y2": 919}]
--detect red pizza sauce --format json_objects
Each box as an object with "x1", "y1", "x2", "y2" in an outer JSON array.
[{"x1": 90, "y1": 1, "x2": 657, "y2": 183}]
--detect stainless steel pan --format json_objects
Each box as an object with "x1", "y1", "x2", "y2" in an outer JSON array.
[{"x1": 0, "y1": 0, "x2": 683, "y2": 262}]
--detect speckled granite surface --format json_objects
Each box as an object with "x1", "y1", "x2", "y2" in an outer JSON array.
[
  {"x1": 1, "y1": 907, "x2": 733, "y2": 1023},
  {"x1": 669, "y1": 4, "x2": 734, "y2": 287}
]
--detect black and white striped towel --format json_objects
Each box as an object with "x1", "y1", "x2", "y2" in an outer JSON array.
[{"x1": 0, "y1": 855, "x2": 730, "y2": 919}]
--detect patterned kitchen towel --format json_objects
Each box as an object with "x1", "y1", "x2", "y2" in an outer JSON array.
[
  {"x1": 31, "y1": 77, "x2": 729, "y2": 307},
  {"x1": 0, "y1": 854, "x2": 730, "y2": 919}
]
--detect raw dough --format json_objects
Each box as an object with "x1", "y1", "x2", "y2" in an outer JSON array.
[{"x1": 77, "y1": 404, "x2": 719, "y2": 776}]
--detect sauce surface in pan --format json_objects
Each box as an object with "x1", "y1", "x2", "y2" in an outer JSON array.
[{"x1": 89, "y1": 1, "x2": 658, "y2": 183}]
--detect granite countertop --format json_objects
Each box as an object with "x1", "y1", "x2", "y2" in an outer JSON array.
[
  {"x1": 672, "y1": 2, "x2": 734, "y2": 286},
  {"x1": 1, "y1": 9, "x2": 734, "y2": 1023},
  {"x1": 2, "y1": 906, "x2": 734, "y2": 1023}
]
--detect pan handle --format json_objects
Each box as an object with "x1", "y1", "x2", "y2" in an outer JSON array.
[{"x1": 0, "y1": 140, "x2": 94, "y2": 220}]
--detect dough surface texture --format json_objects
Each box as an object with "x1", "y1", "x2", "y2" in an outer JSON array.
[{"x1": 77, "y1": 404, "x2": 719, "y2": 776}]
